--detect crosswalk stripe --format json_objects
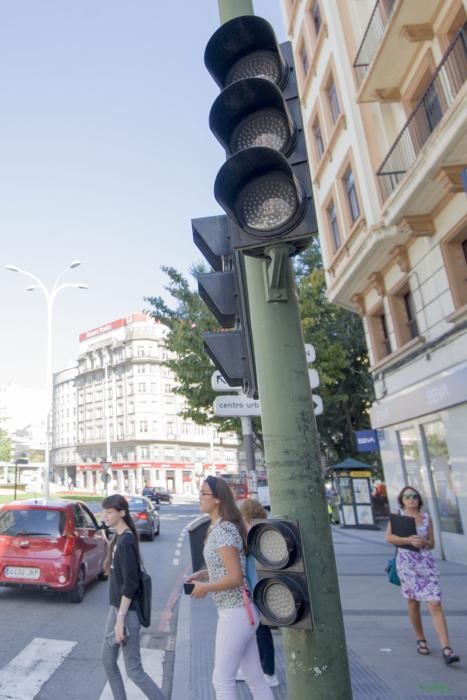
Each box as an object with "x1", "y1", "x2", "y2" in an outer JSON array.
[
  {"x1": 98, "y1": 648, "x2": 164, "y2": 700},
  {"x1": 0, "y1": 637, "x2": 76, "y2": 700}
]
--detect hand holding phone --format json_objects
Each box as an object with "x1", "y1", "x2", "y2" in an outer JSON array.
[{"x1": 183, "y1": 582, "x2": 195, "y2": 595}]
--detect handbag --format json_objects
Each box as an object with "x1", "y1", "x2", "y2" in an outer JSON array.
[
  {"x1": 385, "y1": 552, "x2": 401, "y2": 586},
  {"x1": 242, "y1": 578, "x2": 256, "y2": 626},
  {"x1": 134, "y1": 565, "x2": 152, "y2": 628}
]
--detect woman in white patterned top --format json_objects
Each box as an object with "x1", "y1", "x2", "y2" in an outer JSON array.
[{"x1": 186, "y1": 475, "x2": 274, "y2": 700}]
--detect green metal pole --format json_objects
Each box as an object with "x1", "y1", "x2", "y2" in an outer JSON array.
[{"x1": 213, "y1": 3, "x2": 353, "y2": 698}]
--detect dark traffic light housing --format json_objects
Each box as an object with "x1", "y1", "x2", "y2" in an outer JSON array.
[
  {"x1": 205, "y1": 15, "x2": 317, "y2": 257},
  {"x1": 192, "y1": 215, "x2": 257, "y2": 397},
  {"x1": 247, "y1": 518, "x2": 312, "y2": 630}
]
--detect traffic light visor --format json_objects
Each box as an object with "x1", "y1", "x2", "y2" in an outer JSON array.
[
  {"x1": 204, "y1": 16, "x2": 288, "y2": 90},
  {"x1": 209, "y1": 78, "x2": 296, "y2": 157},
  {"x1": 248, "y1": 521, "x2": 299, "y2": 569},
  {"x1": 254, "y1": 575, "x2": 307, "y2": 627},
  {"x1": 214, "y1": 147, "x2": 306, "y2": 239}
]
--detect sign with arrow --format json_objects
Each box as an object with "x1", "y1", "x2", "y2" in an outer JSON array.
[{"x1": 211, "y1": 370, "x2": 242, "y2": 393}]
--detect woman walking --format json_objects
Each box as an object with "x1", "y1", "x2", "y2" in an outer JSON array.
[
  {"x1": 101, "y1": 494, "x2": 166, "y2": 699},
  {"x1": 186, "y1": 476, "x2": 274, "y2": 700},
  {"x1": 385, "y1": 486, "x2": 460, "y2": 664}
]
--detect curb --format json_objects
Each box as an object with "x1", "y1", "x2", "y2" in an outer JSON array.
[{"x1": 171, "y1": 590, "x2": 191, "y2": 700}]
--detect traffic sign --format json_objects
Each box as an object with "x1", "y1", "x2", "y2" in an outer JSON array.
[
  {"x1": 305, "y1": 344, "x2": 316, "y2": 363},
  {"x1": 312, "y1": 394, "x2": 323, "y2": 416},
  {"x1": 213, "y1": 395, "x2": 261, "y2": 417},
  {"x1": 308, "y1": 368, "x2": 320, "y2": 389},
  {"x1": 211, "y1": 370, "x2": 242, "y2": 393}
]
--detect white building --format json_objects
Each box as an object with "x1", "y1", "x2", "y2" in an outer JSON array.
[
  {"x1": 52, "y1": 313, "x2": 241, "y2": 494},
  {"x1": 283, "y1": 0, "x2": 467, "y2": 563}
]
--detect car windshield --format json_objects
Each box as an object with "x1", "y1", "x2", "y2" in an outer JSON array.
[
  {"x1": 128, "y1": 499, "x2": 147, "y2": 511},
  {"x1": 0, "y1": 508, "x2": 66, "y2": 537}
]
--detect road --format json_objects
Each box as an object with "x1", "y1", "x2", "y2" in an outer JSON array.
[{"x1": 0, "y1": 497, "x2": 201, "y2": 700}]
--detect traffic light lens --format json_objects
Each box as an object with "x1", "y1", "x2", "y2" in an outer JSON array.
[
  {"x1": 265, "y1": 581, "x2": 296, "y2": 621},
  {"x1": 226, "y1": 50, "x2": 281, "y2": 86},
  {"x1": 231, "y1": 109, "x2": 290, "y2": 154},
  {"x1": 257, "y1": 528, "x2": 289, "y2": 566},
  {"x1": 237, "y1": 173, "x2": 299, "y2": 233}
]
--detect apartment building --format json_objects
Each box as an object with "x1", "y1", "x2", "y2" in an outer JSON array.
[
  {"x1": 52, "y1": 313, "x2": 241, "y2": 495},
  {"x1": 283, "y1": 0, "x2": 467, "y2": 563}
]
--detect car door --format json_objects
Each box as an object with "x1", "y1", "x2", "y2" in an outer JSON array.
[{"x1": 81, "y1": 504, "x2": 107, "y2": 578}]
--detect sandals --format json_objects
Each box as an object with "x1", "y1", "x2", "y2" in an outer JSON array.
[
  {"x1": 443, "y1": 646, "x2": 460, "y2": 665},
  {"x1": 417, "y1": 639, "x2": 430, "y2": 656}
]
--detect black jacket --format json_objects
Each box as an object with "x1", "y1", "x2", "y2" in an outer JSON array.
[{"x1": 109, "y1": 530, "x2": 140, "y2": 609}]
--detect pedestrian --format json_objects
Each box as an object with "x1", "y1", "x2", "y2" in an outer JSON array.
[
  {"x1": 101, "y1": 494, "x2": 166, "y2": 700},
  {"x1": 186, "y1": 475, "x2": 274, "y2": 700},
  {"x1": 238, "y1": 498, "x2": 279, "y2": 688},
  {"x1": 385, "y1": 485, "x2": 460, "y2": 664}
]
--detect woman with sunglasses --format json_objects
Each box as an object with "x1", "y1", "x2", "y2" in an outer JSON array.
[
  {"x1": 385, "y1": 486, "x2": 459, "y2": 665},
  {"x1": 186, "y1": 475, "x2": 274, "y2": 700}
]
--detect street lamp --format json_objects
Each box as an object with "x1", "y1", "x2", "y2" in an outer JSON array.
[{"x1": 5, "y1": 261, "x2": 88, "y2": 498}]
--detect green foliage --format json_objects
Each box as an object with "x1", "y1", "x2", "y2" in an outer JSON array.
[
  {"x1": 0, "y1": 428, "x2": 11, "y2": 463},
  {"x1": 145, "y1": 265, "x2": 240, "y2": 434},
  {"x1": 295, "y1": 241, "x2": 377, "y2": 467}
]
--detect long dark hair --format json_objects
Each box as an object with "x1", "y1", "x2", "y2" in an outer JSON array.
[
  {"x1": 205, "y1": 476, "x2": 248, "y2": 551},
  {"x1": 397, "y1": 485, "x2": 424, "y2": 511},
  {"x1": 102, "y1": 494, "x2": 140, "y2": 575}
]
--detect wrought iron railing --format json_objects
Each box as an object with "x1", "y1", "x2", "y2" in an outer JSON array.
[
  {"x1": 377, "y1": 27, "x2": 467, "y2": 201},
  {"x1": 353, "y1": 0, "x2": 396, "y2": 86}
]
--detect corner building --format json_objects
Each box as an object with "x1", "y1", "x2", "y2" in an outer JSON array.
[
  {"x1": 282, "y1": 0, "x2": 467, "y2": 563},
  {"x1": 58, "y1": 313, "x2": 240, "y2": 494}
]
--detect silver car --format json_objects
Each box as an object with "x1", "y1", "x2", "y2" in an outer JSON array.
[{"x1": 126, "y1": 496, "x2": 160, "y2": 541}]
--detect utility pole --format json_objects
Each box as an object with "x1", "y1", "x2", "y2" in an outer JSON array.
[{"x1": 212, "y1": 2, "x2": 353, "y2": 698}]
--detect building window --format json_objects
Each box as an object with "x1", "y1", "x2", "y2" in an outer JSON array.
[
  {"x1": 327, "y1": 78, "x2": 340, "y2": 124},
  {"x1": 343, "y1": 167, "x2": 360, "y2": 223},
  {"x1": 441, "y1": 221, "x2": 467, "y2": 310},
  {"x1": 138, "y1": 383, "x2": 146, "y2": 393},
  {"x1": 369, "y1": 307, "x2": 391, "y2": 362},
  {"x1": 311, "y1": 1, "x2": 322, "y2": 36},
  {"x1": 403, "y1": 291, "x2": 418, "y2": 339},
  {"x1": 139, "y1": 421, "x2": 148, "y2": 433},
  {"x1": 327, "y1": 200, "x2": 341, "y2": 251},
  {"x1": 312, "y1": 118, "x2": 325, "y2": 160}
]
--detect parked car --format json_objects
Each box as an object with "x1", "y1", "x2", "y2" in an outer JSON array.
[
  {"x1": 126, "y1": 496, "x2": 160, "y2": 540},
  {"x1": 0, "y1": 498, "x2": 108, "y2": 603},
  {"x1": 142, "y1": 486, "x2": 172, "y2": 504}
]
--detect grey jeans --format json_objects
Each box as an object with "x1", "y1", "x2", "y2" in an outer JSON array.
[{"x1": 102, "y1": 607, "x2": 165, "y2": 700}]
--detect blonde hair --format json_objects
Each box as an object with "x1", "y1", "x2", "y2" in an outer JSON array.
[{"x1": 239, "y1": 498, "x2": 267, "y2": 525}]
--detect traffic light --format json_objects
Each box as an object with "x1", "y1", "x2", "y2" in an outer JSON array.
[
  {"x1": 247, "y1": 518, "x2": 312, "y2": 630},
  {"x1": 192, "y1": 215, "x2": 257, "y2": 397},
  {"x1": 204, "y1": 15, "x2": 317, "y2": 257}
]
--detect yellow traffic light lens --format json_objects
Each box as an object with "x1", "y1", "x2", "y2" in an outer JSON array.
[
  {"x1": 257, "y1": 527, "x2": 289, "y2": 565},
  {"x1": 265, "y1": 581, "x2": 296, "y2": 621},
  {"x1": 237, "y1": 173, "x2": 299, "y2": 233},
  {"x1": 231, "y1": 109, "x2": 291, "y2": 154},
  {"x1": 226, "y1": 50, "x2": 281, "y2": 86}
]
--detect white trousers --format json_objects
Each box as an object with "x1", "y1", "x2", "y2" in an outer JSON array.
[{"x1": 212, "y1": 605, "x2": 274, "y2": 700}]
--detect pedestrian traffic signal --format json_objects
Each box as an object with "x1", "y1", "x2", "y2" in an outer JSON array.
[
  {"x1": 248, "y1": 519, "x2": 312, "y2": 630},
  {"x1": 192, "y1": 215, "x2": 257, "y2": 398},
  {"x1": 204, "y1": 15, "x2": 317, "y2": 257}
]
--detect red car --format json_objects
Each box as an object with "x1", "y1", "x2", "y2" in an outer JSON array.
[{"x1": 0, "y1": 499, "x2": 108, "y2": 603}]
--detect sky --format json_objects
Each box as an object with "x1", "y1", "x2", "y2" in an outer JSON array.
[{"x1": 0, "y1": 0, "x2": 286, "y2": 399}]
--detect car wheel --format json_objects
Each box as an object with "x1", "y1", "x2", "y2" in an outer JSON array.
[
  {"x1": 69, "y1": 566, "x2": 86, "y2": 604},
  {"x1": 154, "y1": 522, "x2": 160, "y2": 537},
  {"x1": 98, "y1": 569, "x2": 108, "y2": 581},
  {"x1": 148, "y1": 527, "x2": 155, "y2": 542}
]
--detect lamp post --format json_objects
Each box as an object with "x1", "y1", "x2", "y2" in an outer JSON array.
[{"x1": 5, "y1": 261, "x2": 88, "y2": 498}]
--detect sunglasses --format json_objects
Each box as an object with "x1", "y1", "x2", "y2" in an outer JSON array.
[{"x1": 403, "y1": 493, "x2": 419, "y2": 500}]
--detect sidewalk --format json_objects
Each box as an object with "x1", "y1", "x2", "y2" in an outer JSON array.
[{"x1": 172, "y1": 526, "x2": 467, "y2": 700}]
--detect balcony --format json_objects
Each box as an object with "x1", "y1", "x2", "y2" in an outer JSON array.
[
  {"x1": 353, "y1": 0, "x2": 396, "y2": 87},
  {"x1": 354, "y1": 0, "x2": 444, "y2": 102},
  {"x1": 377, "y1": 27, "x2": 467, "y2": 201}
]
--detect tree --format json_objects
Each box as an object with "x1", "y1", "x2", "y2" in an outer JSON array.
[
  {"x1": 145, "y1": 265, "x2": 240, "y2": 434},
  {"x1": 0, "y1": 428, "x2": 12, "y2": 463},
  {"x1": 295, "y1": 241, "x2": 377, "y2": 468}
]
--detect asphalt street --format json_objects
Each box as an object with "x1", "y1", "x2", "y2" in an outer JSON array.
[{"x1": 0, "y1": 498, "x2": 200, "y2": 700}]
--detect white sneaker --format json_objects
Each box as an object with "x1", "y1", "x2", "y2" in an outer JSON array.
[
  {"x1": 236, "y1": 670, "x2": 246, "y2": 682},
  {"x1": 264, "y1": 673, "x2": 279, "y2": 687}
]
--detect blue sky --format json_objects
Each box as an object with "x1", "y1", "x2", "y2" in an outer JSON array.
[{"x1": 0, "y1": 0, "x2": 286, "y2": 393}]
